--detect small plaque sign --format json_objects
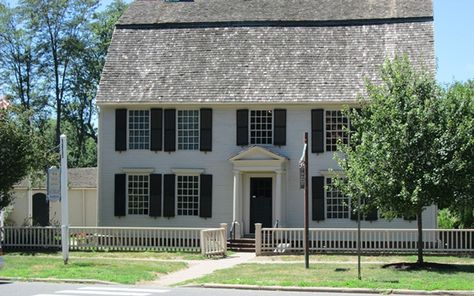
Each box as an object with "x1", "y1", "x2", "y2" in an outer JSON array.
[
  {"x1": 47, "y1": 166, "x2": 61, "y2": 201},
  {"x1": 299, "y1": 165, "x2": 305, "y2": 189}
]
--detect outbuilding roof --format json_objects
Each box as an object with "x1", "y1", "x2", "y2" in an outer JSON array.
[
  {"x1": 15, "y1": 167, "x2": 98, "y2": 189},
  {"x1": 96, "y1": 0, "x2": 434, "y2": 104}
]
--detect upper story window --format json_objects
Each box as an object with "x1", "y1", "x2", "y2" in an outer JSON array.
[
  {"x1": 129, "y1": 110, "x2": 150, "y2": 150},
  {"x1": 177, "y1": 110, "x2": 199, "y2": 150},
  {"x1": 250, "y1": 110, "x2": 272, "y2": 145},
  {"x1": 326, "y1": 177, "x2": 350, "y2": 219},
  {"x1": 325, "y1": 110, "x2": 349, "y2": 152},
  {"x1": 127, "y1": 174, "x2": 149, "y2": 215},
  {"x1": 177, "y1": 175, "x2": 199, "y2": 216}
]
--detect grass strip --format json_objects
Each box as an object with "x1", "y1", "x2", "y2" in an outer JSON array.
[
  {"x1": 188, "y1": 263, "x2": 474, "y2": 291},
  {"x1": 0, "y1": 255, "x2": 186, "y2": 284}
]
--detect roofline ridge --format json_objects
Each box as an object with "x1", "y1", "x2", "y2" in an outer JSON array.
[{"x1": 115, "y1": 16, "x2": 433, "y2": 30}]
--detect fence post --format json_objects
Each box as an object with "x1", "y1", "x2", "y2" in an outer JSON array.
[
  {"x1": 255, "y1": 223, "x2": 262, "y2": 256},
  {"x1": 220, "y1": 223, "x2": 228, "y2": 255},
  {"x1": 200, "y1": 229, "x2": 206, "y2": 255}
]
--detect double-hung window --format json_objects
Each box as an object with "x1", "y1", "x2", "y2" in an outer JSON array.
[
  {"x1": 326, "y1": 177, "x2": 350, "y2": 219},
  {"x1": 129, "y1": 110, "x2": 150, "y2": 149},
  {"x1": 250, "y1": 110, "x2": 272, "y2": 144},
  {"x1": 325, "y1": 110, "x2": 349, "y2": 152},
  {"x1": 176, "y1": 175, "x2": 200, "y2": 216},
  {"x1": 127, "y1": 174, "x2": 149, "y2": 215},
  {"x1": 177, "y1": 110, "x2": 199, "y2": 150}
]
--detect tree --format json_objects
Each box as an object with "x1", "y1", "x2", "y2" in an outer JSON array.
[
  {"x1": 336, "y1": 56, "x2": 474, "y2": 265},
  {"x1": 0, "y1": 104, "x2": 51, "y2": 210},
  {"x1": 20, "y1": 0, "x2": 98, "y2": 146},
  {"x1": 0, "y1": 1, "x2": 48, "y2": 124},
  {"x1": 63, "y1": 0, "x2": 128, "y2": 167}
]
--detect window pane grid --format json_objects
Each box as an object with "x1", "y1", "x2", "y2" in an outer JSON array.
[
  {"x1": 325, "y1": 110, "x2": 349, "y2": 151},
  {"x1": 177, "y1": 110, "x2": 199, "y2": 150},
  {"x1": 326, "y1": 178, "x2": 350, "y2": 219},
  {"x1": 128, "y1": 174, "x2": 149, "y2": 215},
  {"x1": 177, "y1": 175, "x2": 199, "y2": 216},
  {"x1": 129, "y1": 110, "x2": 150, "y2": 149},
  {"x1": 250, "y1": 110, "x2": 272, "y2": 144}
]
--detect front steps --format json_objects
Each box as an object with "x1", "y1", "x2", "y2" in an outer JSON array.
[{"x1": 227, "y1": 238, "x2": 255, "y2": 252}]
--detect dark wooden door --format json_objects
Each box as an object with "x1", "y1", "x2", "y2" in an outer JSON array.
[
  {"x1": 33, "y1": 193, "x2": 49, "y2": 226},
  {"x1": 249, "y1": 177, "x2": 272, "y2": 233}
]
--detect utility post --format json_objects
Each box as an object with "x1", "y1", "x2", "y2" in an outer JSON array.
[{"x1": 60, "y1": 134, "x2": 69, "y2": 264}]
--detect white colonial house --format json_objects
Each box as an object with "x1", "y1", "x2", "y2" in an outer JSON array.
[{"x1": 96, "y1": 0, "x2": 437, "y2": 238}]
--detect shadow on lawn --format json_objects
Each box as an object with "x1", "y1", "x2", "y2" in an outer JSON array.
[{"x1": 382, "y1": 262, "x2": 474, "y2": 274}]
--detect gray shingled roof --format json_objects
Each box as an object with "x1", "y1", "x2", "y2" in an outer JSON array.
[
  {"x1": 96, "y1": 0, "x2": 434, "y2": 104},
  {"x1": 118, "y1": 0, "x2": 433, "y2": 25},
  {"x1": 15, "y1": 167, "x2": 97, "y2": 189}
]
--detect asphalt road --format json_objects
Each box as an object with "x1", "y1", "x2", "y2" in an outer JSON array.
[{"x1": 0, "y1": 281, "x2": 400, "y2": 296}]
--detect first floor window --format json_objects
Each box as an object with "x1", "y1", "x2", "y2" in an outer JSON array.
[
  {"x1": 325, "y1": 110, "x2": 349, "y2": 151},
  {"x1": 128, "y1": 174, "x2": 149, "y2": 215},
  {"x1": 250, "y1": 110, "x2": 272, "y2": 144},
  {"x1": 129, "y1": 110, "x2": 150, "y2": 149},
  {"x1": 177, "y1": 110, "x2": 199, "y2": 150},
  {"x1": 177, "y1": 175, "x2": 199, "y2": 216},
  {"x1": 326, "y1": 177, "x2": 350, "y2": 219}
]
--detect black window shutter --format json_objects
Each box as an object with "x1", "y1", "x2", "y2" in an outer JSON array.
[
  {"x1": 163, "y1": 174, "x2": 175, "y2": 217},
  {"x1": 164, "y1": 109, "x2": 176, "y2": 152},
  {"x1": 365, "y1": 207, "x2": 378, "y2": 221},
  {"x1": 199, "y1": 174, "x2": 212, "y2": 218},
  {"x1": 200, "y1": 108, "x2": 212, "y2": 152},
  {"x1": 311, "y1": 109, "x2": 324, "y2": 153},
  {"x1": 115, "y1": 109, "x2": 127, "y2": 151},
  {"x1": 273, "y1": 109, "x2": 286, "y2": 146},
  {"x1": 150, "y1": 109, "x2": 163, "y2": 151},
  {"x1": 149, "y1": 174, "x2": 162, "y2": 217},
  {"x1": 114, "y1": 174, "x2": 126, "y2": 216},
  {"x1": 236, "y1": 109, "x2": 249, "y2": 146},
  {"x1": 312, "y1": 176, "x2": 325, "y2": 221}
]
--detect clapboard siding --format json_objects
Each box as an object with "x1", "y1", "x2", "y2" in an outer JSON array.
[{"x1": 98, "y1": 105, "x2": 438, "y2": 229}]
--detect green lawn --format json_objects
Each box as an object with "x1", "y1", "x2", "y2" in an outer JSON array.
[
  {"x1": 259, "y1": 254, "x2": 474, "y2": 264},
  {"x1": 188, "y1": 263, "x2": 474, "y2": 291},
  {"x1": 0, "y1": 255, "x2": 186, "y2": 284},
  {"x1": 5, "y1": 250, "x2": 205, "y2": 261}
]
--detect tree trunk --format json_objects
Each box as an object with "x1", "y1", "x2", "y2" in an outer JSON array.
[{"x1": 416, "y1": 208, "x2": 424, "y2": 265}]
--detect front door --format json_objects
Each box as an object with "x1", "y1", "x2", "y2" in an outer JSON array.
[
  {"x1": 33, "y1": 193, "x2": 49, "y2": 226},
  {"x1": 249, "y1": 177, "x2": 272, "y2": 233}
]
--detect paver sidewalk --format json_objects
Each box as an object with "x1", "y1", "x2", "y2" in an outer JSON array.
[{"x1": 146, "y1": 252, "x2": 255, "y2": 287}]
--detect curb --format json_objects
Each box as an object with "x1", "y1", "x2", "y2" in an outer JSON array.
[
  {"x1": 0, "y1": 277, "x2": 117, "y2": 285},
  {"x1": 192, "y1": 284, "x2": 474, "y2": 296}
]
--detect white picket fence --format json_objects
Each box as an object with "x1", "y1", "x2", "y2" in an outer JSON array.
[
  {"x1": 256, "y1": 225, "x2": 474, "y2": 255},
  {"x1": 0, "y1": 226, "x2": 227, "y2": 256}
]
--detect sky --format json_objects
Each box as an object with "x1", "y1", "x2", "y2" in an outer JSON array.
[{"x1": 7, "y1": 0, "x2": 474, "y2": 84}]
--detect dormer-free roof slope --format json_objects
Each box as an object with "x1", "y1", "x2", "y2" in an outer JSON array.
[{"x1": 96, "y1": 0, "x2": 434, "y2": 104}]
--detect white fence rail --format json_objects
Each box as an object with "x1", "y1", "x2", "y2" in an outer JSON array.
[
  {"x1": 200, "y1": 227, "x2": 227, "y2": 256},
  {"x1": 257, "y1": 226, "x2": 474, "y2": 255},
  {"x1": 1, "y1": 226, "x2": 227, "y2": 256}
]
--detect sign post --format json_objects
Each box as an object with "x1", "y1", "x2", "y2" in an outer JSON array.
[
  {"x1": 60, "y1": 134, "x2": 69, "y2": 264},
  {"x1": 299, "y1": 132, "x2": 309, "y2": 269}
]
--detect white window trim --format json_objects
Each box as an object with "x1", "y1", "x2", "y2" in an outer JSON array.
[
  {"x1": 175, "y1": 174, "x2": 200, "y2": 216},
  {"x1": 248, "y1": 109, "x2": 274, "y2": 145},
  {"x1": 126, "y1": 173, "x2": 150, "y2": 216},
  {"x1": 122, "y1": 168, "x2": 155, "y2": 174},
  {"x1": 171, "y1": 168, "x2": 205, "y2": 175},
  {"x1": 127, "y1": 109, "x2": 151, "y2": 150},
  {"x1": 325, "y1": 176, "x2": 351, "y2": 220},
  {"x1": 177, "y1": 109, "x2": 200, "y2": 150},
  {"x1": 324, "y1": 109, "x2": 350, "y2": 152}
]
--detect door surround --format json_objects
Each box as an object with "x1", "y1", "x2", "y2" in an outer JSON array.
[{"x1": 243, "y1": 173, "x2": 275, "y2": 235}]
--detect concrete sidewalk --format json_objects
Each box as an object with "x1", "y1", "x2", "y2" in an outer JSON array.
[{"x1": 146, "y1": 252, "x2": 255, "y2": 287}]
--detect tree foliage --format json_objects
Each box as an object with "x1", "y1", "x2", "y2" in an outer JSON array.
[
  {"x1": 336, "y1": 56, "x2": 474, "y2": 264},
  {"x1": 0, "y1": 0, "x2": 129, "y2": 168},
  {"x1": 0, "y1": 105, "x2": 52, "y2": 210}
]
